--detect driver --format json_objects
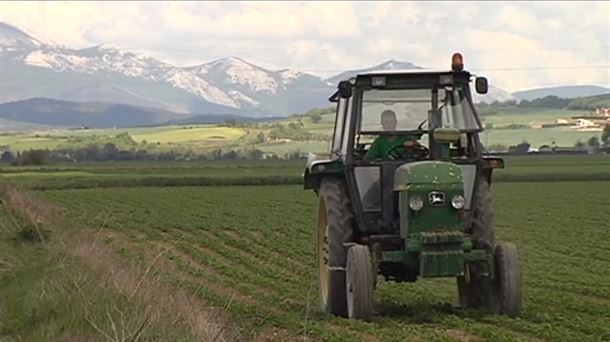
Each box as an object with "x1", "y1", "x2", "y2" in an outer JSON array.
[{"x1": 364, "y1": 110, "x2": 422, "y2": 160}]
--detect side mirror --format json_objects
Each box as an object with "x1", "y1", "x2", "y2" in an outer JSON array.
[
  {"x1": 475, "y1": 77, "x2": 488, "y2": 94},
  {"x1": 338, "y1": 81, "x2": 352, "y2": 98}
]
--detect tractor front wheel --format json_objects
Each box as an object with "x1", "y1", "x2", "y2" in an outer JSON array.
[
  {"x1": 490, "y1": 242, "x2": 522, "y2": 317},
  {"x1": 457, "y1": 242, "x2": 522, "y2": 318},
  {"x1": 346, "y1": 245, "x2": 374, "y2": 321},
  {"x1": 317, "y1": 179, "x2": 354, "y2": 317}
]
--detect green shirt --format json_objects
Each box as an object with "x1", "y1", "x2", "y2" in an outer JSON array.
[{"x1": 365, "y1": 134, "x2": 417, "y2": 160}]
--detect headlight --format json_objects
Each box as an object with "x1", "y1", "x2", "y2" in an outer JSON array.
[
  {"x1": 409, "y1": 196, "x2": 424, "y2": 211},
  {"x1": 451, "y1": 195, "x2": 465, "y2": 209}
]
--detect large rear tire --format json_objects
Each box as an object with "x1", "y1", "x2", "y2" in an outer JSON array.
[
  {"x1": 346, "y1": 245, "x2": 374, "y2": 321},
  {"x1": 458, "y1": 179, "x2": 496, "y2": 309},
  {"x1": 317, "y1": 179, "x2": 354, "y2": 317},
  {"x1": 472, "y1": 180, "x2": 495, "y2": 250}
]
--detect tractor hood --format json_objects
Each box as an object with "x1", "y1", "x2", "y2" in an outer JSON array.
[{"x1": 393, "y1": 161, "x2": 463, "y2": 191}]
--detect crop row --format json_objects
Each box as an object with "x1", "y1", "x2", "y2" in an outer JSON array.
[{"x1": 37, "y1": 181, "x2": 610, "y2": 341}]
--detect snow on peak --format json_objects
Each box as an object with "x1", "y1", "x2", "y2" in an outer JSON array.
[
  {"x1": 22, "y1": 47, "x2": 169, "y2": 80},
  {"x1": 197, "y1": 56, "x2": 279, "y2": 93},
  {"x1": 279, "y1": 69, "x2": 305, "y2": 82},
  {"x1": 165, "y1": 69, "x2": 239, "y2": 108},
  {"x1": 96, "y1": 43, "x2": 122, "y2": 51},
  {"x1": 0, "y1": 22, "x2": 42, "y2": 51},
  {"x1": 228, "y1": 90, "x2": 260, "y2": 107}
]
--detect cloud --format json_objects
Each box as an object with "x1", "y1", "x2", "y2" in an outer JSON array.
[{"x1": 0, "y1": 1, "x2": 608, "y2": 91}]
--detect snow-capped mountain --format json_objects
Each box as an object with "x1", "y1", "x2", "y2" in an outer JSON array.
[
  {"x1": 0, "y1": 22, "x2": 47, "y2": 52},
  {"x1": 325, "y1": 59, "x2": 422, "y2": 85},
  {"x1": 1, "y1": 21, "x2": 513, "y2": 119},
  {"x1": 0, "y1": 22, "x2": 331, "y2": 115}
]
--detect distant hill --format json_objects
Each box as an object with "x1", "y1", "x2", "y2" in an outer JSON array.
[
  {"x1": 0, "y1": 118, "x2": 54, "y2": 133},
  {"x1": 512, "y1": 85, "x2": 610, "y2": 101},
  {"x1": 1, "y1": 21, "x2": 516, "y2": 119},
  {"x1": 566, "y1": 93, "x2": 610, "y2": 110},
  {"x1": 0, "y1": 98, "x2": 267, "y2": 128}
]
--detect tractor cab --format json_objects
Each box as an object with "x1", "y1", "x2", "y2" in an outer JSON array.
[
  {"x1": 304, "y1": 54, "x2": 521, "y2": 321},
  {"x1": 307, "y1": 54, "x2": 501, "y2": 236}
]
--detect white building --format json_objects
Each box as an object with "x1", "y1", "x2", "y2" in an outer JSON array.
[{"x1": 576, "y1": 118, "x2": 598, "y2": 128}]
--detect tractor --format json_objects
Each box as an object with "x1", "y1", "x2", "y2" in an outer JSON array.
[{"x1": 304, "y1": 53, "x2": 522, "y2": 321}]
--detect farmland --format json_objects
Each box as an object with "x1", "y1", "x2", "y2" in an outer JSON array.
[
  {"x1": 0, "y1": 154, "x2": 609, "y2": 340},
  {"x1": 0, "y1": 105, "x2": 605, "y2": 156},
  {"x1": 31, "y1": 181, "x2": 610, "y2": 341},
  {"x1": 1, "y1": 154, "x2": 610, "y2": 190}
]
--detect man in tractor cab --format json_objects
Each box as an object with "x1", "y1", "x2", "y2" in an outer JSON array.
[{"x1": 364, "y1": 110, "x2": 423, "y2": 160}]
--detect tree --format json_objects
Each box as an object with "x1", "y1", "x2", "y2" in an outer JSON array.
[
  {"x1": 224, "y1": 119, "x2": 238, "y2": 127},
  {"x1": 602, "y1": 125, "x2": 610, "y2": 146},
  {"x1": 508, "y1": 141, "x2": 531, "y2": 154},
  {"x1": 244, "y1": 148, "x2": 264, "y2": 160},
  {"x1": 1, "y1": 150, "x2": 15, "y2": 163},
  {"x1": 12, "y1": 149, "x2": 48, "y2": 166},
  {"x1": 102, "y1": 142, "x2": 119, "y2": 160},
  {"x1": 310, "y1": 112, "x2": 322, "y2": 123},
  {"x1": 574, "y1": 140, "x2": 585, "y2": 149},
  {"x1": 587, "y1": 136, "x2": 600, "y2": 152}
]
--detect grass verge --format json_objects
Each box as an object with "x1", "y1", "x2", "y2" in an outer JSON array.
[{"x1": 0, "y1": 186, "x2": 233, "y2": 341}]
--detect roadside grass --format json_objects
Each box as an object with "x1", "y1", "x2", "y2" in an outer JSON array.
[{"x1": 0, "y1": 187, "x2": 229, "y2": 341}]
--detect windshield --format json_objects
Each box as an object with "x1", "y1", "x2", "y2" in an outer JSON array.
[{"x1": 359, "y1": 87, "x2": 481, "y2": 133}]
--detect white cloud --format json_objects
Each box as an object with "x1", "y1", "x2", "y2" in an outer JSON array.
[{"x1": 0, "y1": 1, "x2": 608, "y2": 91}]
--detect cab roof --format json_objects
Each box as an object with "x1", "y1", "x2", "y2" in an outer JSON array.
[
  {"x1": 329, "y1": 69, "x2": 472, "y2": 102},
  {"x1": 357, "y1": 68, "x2": 455, "y2": 76}
]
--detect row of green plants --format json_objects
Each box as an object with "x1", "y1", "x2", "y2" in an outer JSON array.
[
  {"x1": 36, "y1": 182, "x2": 610, "y2": 340},
  {"x1": 2, "y1": 154, "x2": 608, "y2": 191}
]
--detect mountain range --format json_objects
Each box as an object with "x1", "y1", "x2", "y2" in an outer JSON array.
[
  {"x1": 511, "y1": 85, "x2": 610, "y2": 101},
  {"x1": 1, "y1": 21, "x2": 608, "y2": 128},
  {"x1": 0, "y1": 97, "x2": 278, "y2": 131}
]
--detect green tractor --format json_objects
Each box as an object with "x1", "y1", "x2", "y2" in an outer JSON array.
[{"x1": 304, "y1": 54, "x2": 522, "y2": 321}]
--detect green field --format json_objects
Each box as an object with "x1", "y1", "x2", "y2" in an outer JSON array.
[
  {"x1": 30, "y1": 181, "x2": 610, "y2": 341},
  {"x1": 1, "y1": 154, "x2": 609, "y2": 190},
  {"x1": 1, "y1": 106, "x2": 604, "y2": 155},
  {"x1": 478, "y1": 106, "x2": 602, "y2": 147},
  {"x1": 481, "y1": 107, "x2": 576, "y2": 126},
  {"x1": 2, "y1": 155, "x2": 610, "y2": 340}
]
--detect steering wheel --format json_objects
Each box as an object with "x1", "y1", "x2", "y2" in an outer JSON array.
[{"x1": 387, "y1": 143, "x2": 429, "y2": 160}]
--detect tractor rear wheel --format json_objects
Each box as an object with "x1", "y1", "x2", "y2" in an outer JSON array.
[
  {"x1": 472, "y1": 180, "x2": 495, "y2": 250},
  {"x1": 346, "y1": 245, "x2": 374, "y2": 321},
  {"x1": 490, "y1": 242, "x2": 522, "y2": 317},
  {"x1": 458, "y1": 180, "x2": 496, "y2": 309},
  {"x1": 317, "y1": 179, "x2": 354, "y2": 317}
]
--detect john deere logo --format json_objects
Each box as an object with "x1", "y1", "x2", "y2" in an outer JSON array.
[{"x1": 429, "y1": 192, "x2": 445, "y2": 206}]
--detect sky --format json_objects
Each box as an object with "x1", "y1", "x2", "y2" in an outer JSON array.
[{"x1": 1, "y1": 1, "x2": 609, "y2": 92}]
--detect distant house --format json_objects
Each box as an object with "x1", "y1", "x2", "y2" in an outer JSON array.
[
  {"x1": 595, "y1": 107, "x2": 610, "y2": 116},
  {"x1": 555, "y1": 118, "x2": 569, "y2": 125},
  {"x1": 575, "y1": 118, "x2": 598, "y2": 128}
]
